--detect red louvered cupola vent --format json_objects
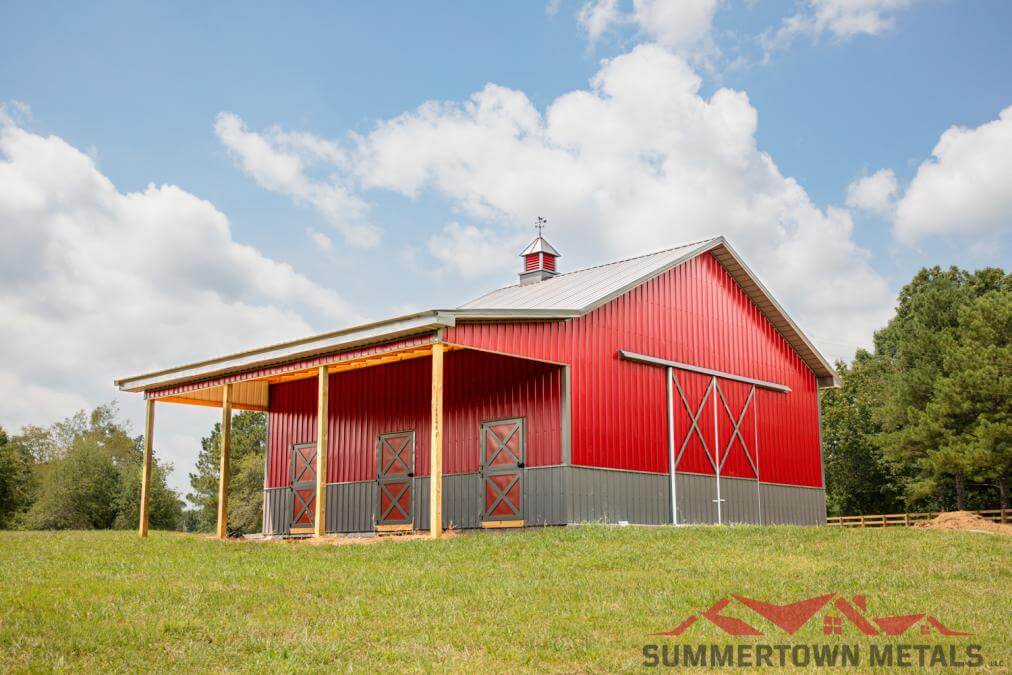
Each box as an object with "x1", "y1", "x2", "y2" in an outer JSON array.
[{"x1": 519, "y1": 217, "x2": 560, "y2": 286}]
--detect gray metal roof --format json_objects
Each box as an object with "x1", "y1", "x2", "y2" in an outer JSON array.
[
  {"x1": 519, "y1": 236, "x2": 561, "y2": 257},
  {"x1": 463, "y1": 237, "x2": 717, "y2": 312}
]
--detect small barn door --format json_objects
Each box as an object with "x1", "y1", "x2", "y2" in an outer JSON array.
[
  {"x1": 376, "y1": 431, "x2": 414, "y2": 529},
  {"x1": 480, "y1": 418, "x2": 525, "y2": 526},
  {"x1": 290, "y1": 443, "x2": 317, "y2": 534}
]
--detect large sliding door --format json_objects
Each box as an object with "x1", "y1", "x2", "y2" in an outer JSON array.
[{"x1": 670, "y1": 370, "x2": 760, "y2": 524}]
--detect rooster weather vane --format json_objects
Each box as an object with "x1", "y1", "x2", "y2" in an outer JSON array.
[{"x1": 535, "y1": 216, "x2": 547, "y2": 237}]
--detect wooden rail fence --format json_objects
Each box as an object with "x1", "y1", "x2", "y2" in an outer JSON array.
[{"x1": 827, "y1": 508, "x2": 1010, "y2": 528}]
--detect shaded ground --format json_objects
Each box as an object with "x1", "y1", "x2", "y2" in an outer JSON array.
[{"x1": 1, "y1": 526, "x2": 1008, "y2": 672}]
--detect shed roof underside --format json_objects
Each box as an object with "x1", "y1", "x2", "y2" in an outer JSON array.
[{"x1": 115, "y1": 236, "x2": 839, "y2": 394}]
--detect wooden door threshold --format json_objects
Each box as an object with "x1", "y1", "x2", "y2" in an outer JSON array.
[
  {"x1": 481, "y1": 520, "x2": 524, "y2": 529},
  {"x1": 376, "y1": 524, "x2": 413, "y2": 533}
]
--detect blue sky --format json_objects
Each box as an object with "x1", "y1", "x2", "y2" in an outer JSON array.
[{"x1": 2, "y1": 1, "x2": 1009, "y2": 494}]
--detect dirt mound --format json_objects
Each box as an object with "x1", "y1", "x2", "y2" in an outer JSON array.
[{"x1": 915, "y1": 511, "x2": 1012, "y2": 535}]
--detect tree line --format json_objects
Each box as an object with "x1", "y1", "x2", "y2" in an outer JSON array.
[
  {"x1": 0, "y1": 405, "x2": 182, "y2": 529},
  {"x1": 821, "y1": 265, "x2": 1009, "y2": 515},
  {"x1": 0, "y1": 264, "x2": 1007, "y2": 529},
  {"x1": 0, "y1": 404, "x2": 267, "y2": 532}
]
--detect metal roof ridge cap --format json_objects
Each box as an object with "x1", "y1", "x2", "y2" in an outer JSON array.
[{"x1": 458, "y1": 236, "x2": 717, "y2": 308}]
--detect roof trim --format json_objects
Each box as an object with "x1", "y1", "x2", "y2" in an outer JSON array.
[
  {"x1": 115, "y1": 311, "x2": 456, "y2": 393},
  {"x1": 705, "y1": 238, "x2": 840, "y2": 388},
  {"x1": 599, "y1": 236, "x2": 837, "y2": 387},
  {"x1": 451, "y1": 308, "x2": 581, "y2": 320}
]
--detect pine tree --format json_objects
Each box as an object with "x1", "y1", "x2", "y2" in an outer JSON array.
[{"x1": 187, "y1": 411, "x2": 266, "y2": 533}]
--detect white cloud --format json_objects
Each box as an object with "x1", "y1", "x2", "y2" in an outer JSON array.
[
  {"x1": 0, "y1": 118, "x2": 359, "y2": 491},
  {"x1": 214, "y1": 112, "x2": 380, "y2": 247},
  {"x1": 577, "y1": 0, "x2": 719, "y2": 59},
  {"x1": 350, "y1": 44, "x2": 891, "y2": 359},
  {"x1": 846, "y1": 168, "x2": 897, "y2": 215},
  {"x1": 630, "y1": 0, "x2": 720, "y2": 55},
  {"x1": 765, "y1": 0, "x2": 915, "y2": 54},
  {"x1": 578, "y1": 0, "x2": 622, "y2": 41},
  {"x1": 893, "y1": 106, "x2": 1012, "y2": 244},
  {"x1": 307, "y1": 227, "x2": 333, "y2": 251},
  {"x1": 426, "y1": 223, "x2": 521, "y2": 279}
]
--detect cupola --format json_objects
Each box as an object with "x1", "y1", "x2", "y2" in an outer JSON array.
[{"x1": 519, "y1": 217, "x2": 561, "y2": 285}]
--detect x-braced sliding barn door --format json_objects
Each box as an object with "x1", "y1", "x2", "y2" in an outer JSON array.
[
  {"x1": 290, "y1": 443, "x2": 317, "y2": 534},
  {"x1": 480, "y1": 418, "x2": 525, "y2": 527},
  {"x1": 376, "y1": 431, "x2": 414, "y2": 530},
  {"x1": 670, "y1": 371, "x2": 760, "y2": 524}
]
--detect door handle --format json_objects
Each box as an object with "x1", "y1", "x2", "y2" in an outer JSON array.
[
  {"x1": 517, "y1": 462, "x2": 525, "y2": 469},
  {"x1": 407, "y1": 472, "x2": 415, "y2": 478}
]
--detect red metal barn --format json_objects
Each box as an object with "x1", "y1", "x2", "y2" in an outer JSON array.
[{"x1": 118, "y1": 236, "x2": 838, "y2": 537}]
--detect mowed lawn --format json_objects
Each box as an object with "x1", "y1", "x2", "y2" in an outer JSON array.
[{"x1": 0, "y1": 526, "x2": 1008, "y2": 672}]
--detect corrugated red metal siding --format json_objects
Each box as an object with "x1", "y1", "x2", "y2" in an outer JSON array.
[
  {"x1": 444, "y1": 252, "x2": 823, "y2": 487},
  {"x1": 266, "y1": 349, "x2": 561, "y2": 488}
]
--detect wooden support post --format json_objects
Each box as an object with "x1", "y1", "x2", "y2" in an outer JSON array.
[
  {"x1": 138, "y1": 398, "x2": 155, "y2": 537},
  {"x1": 430, "y1": 342, "x2": 445, "y2": 538},
  {"x1": 314, "y1": 366, "x2": 329, "y2": 537},
  {"x1": 216, "y1": 384, "x2": 233, "y2": 540}
]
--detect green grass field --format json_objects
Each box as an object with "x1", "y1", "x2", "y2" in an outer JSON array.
[{"x1": 0, "y1": 526, "x2": 1008, "y2": 672}]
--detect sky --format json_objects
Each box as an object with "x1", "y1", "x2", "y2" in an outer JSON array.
[{"x1": 1, "y1": 0, "x2": 1010, "y2": 498}]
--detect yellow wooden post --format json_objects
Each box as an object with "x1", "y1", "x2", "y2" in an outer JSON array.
[
  {"x1": 138, "y1": 398, "x2": 155, "y2": 537},
  {"x1": 430, "y1": 343, "x2": 445, "y2": 538},
  {"x1": 216, "y1": 384, "x2": 233, "y2": 539},
  {"x1": 314, "y1": 366, "x2": 329, "y2": 537}
]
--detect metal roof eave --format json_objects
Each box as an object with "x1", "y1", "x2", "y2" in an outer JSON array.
[
  {"x1": 114, "y1": 311, "x2": 457, "y2": 393},
  {"x1": 450, "y1": 308, "x2": 581, "y2": 320}
]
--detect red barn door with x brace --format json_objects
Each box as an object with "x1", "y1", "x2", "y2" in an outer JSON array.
[
  {"x1": 481, "y1": 418, "x2": 525, "y2": 526},
  {"x1": 289, "y1": 443, "x2": 317, "y2": 534},
  {"x1": 376, "y1": 431, "x2": 415, "y2": 529},
  {"x1": 670, "y1": 370, "x2": 760, "y2": 524}
]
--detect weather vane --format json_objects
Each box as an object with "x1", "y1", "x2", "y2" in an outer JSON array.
[{"x1": 535, "y1": 216, "x2": 547, "y2": 237}]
